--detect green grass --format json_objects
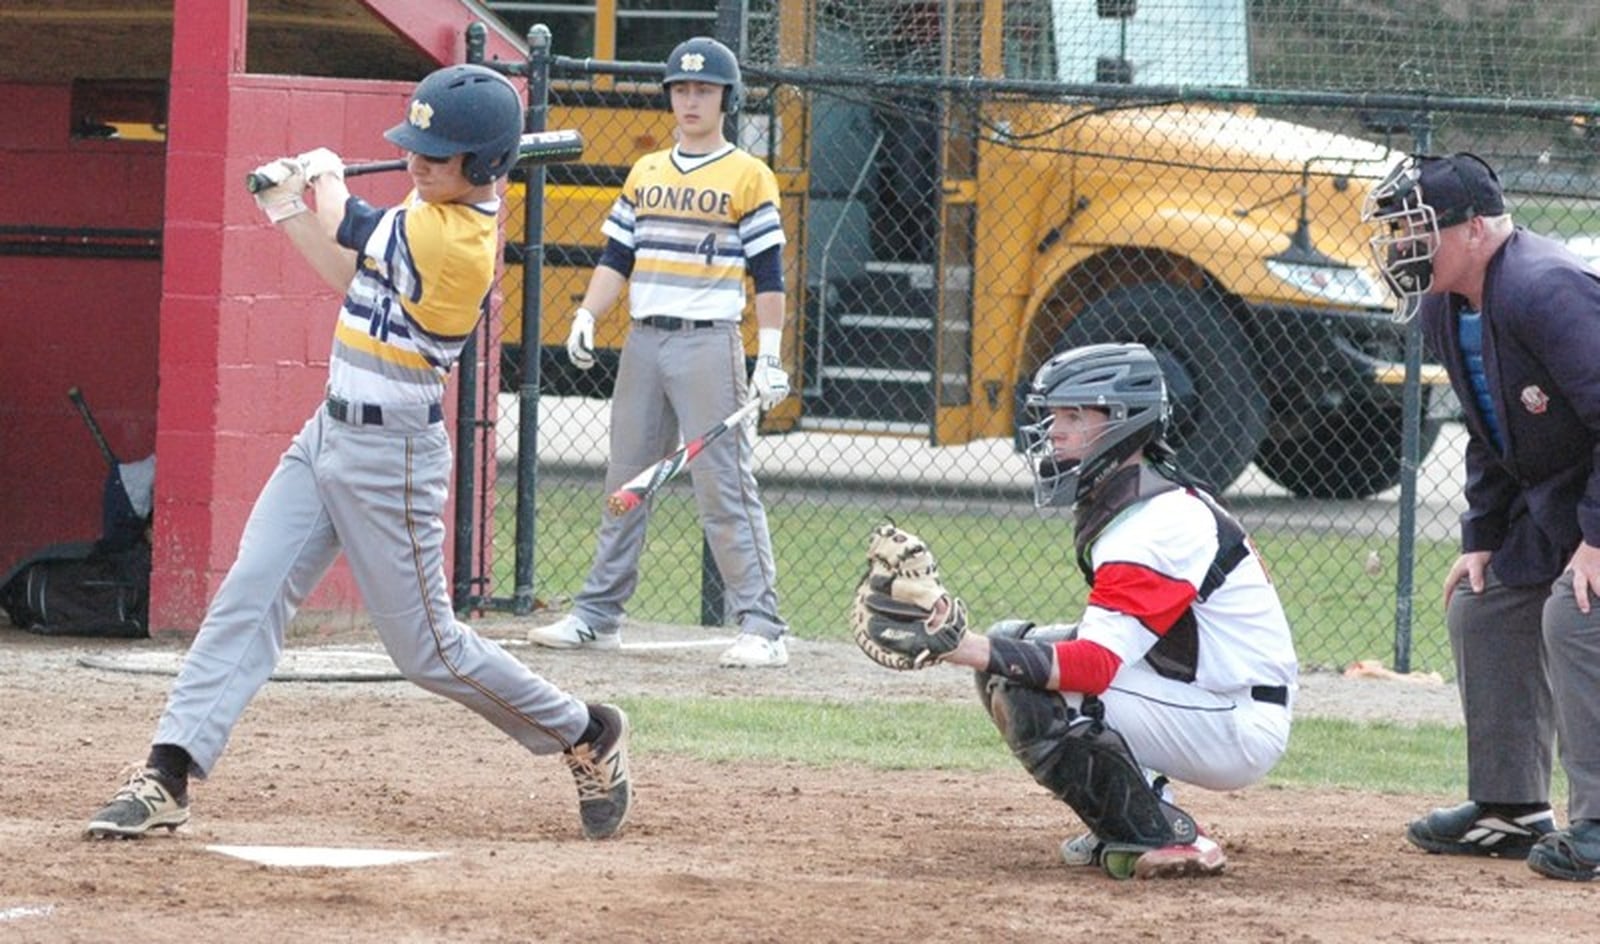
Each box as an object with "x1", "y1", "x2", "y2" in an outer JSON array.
[
  {"x1": 1511, "y1": 195, "x2": 1600, "y2": 239},
  {"x1": 493, "y1": 481, "x2": 1459, "y2": 676},
  {"x1": 618, "y1": 695, "x2": 1568, "y2": 801}
]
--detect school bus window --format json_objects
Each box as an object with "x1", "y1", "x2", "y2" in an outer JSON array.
[
  {"x1": 484, "y1": 2, "x2": 596, "y2": 57},
  {"x1": 617, "y1": 0, "x2": 718, "y2": 63}
]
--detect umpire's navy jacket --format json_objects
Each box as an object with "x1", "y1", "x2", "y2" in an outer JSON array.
[{"x1": 1421, "y1": 228, "x2": 1600, "y2": 586}]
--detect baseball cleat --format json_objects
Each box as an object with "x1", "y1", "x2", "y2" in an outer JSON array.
[
  {"x1": 85, "y1": 767, "x2": 190, "y2": 839},
  {"x1": 718, "y1": 633, "x2": 788, "y2": 668},
  {"x1": 1060, "y1": 831, "x2": 1105, "y2": 867},
  {"x1": 1131, "y1": 835, "x2": 1227, "y2": 879},
  {"x1": 563, "y1": 703, "x2": 632, "y2": 840},
  {"x1": 1527, "y1": 820, "x2": 1600, "y2": 881},
  {"x1": 1406, "y1": 801, "x2": 1554, "y2": 858},
  {"x1": 528, "y1": 614, "x2": 620, "y2": 651}
]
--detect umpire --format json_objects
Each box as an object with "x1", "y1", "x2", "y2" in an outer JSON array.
[{"x1": 1365, "y1": 152, "x2": 1600, "y2": 881}]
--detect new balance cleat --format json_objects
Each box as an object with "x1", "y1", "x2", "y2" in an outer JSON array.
[
  {"x1": 1406, "y1": 801, "x2": 1554, "y2": 858},
  {"x1": 528, "y1": 614, "x2": 620, "y2": 651},
  {"x1": 718, "y1": 633, "x2": 788, "y2": 668},
  {"x1": 563, "y1": 703, "x2": 631, "y2": 840},
  {"x1": 1132, "y1": 834, "x2": 1227, "y2": 879},
  {"x1": 85, "y1": 768, "x2": 190, "y2": 839},
  {"x1": 1527, "y1": 820, "x2": 1600, "y2": 881}
]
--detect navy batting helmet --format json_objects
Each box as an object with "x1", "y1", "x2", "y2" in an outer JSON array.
[
  {"x1": 1021, "y1": 343, "x2": 1171, "y2": 508},
  {"x1": 663, "y1": 36, "x2": 743, "y2": 113},
  {"x1": 385, "y1": 64, "x2": 524, "y2": 186}
]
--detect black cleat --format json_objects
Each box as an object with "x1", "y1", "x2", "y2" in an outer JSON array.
[{"x1": 1406, "y1": 801, "x2": 1553, "y2": 858}]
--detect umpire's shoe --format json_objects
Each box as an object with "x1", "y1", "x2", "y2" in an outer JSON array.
[
  {"x1": 1527, "y1": 820, "x2": 1600, "y2": 881},
  {"x1": 1406, "y1": 801, "x2": 1554, "y2": 858},
  {"x1": 563, "y1": 703, "x2": 632, "y2": 840},
  {"x1": 85, "y1": 768, "x2": 190, "y2": 839}
]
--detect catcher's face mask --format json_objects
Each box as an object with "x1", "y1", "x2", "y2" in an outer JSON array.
[
  {"x1": 1022, "y1": 407, "x2": 1117, "y2": 508},
  {"x1": 1023, "y1": 344, "x2": 1169, "y2": 509}
]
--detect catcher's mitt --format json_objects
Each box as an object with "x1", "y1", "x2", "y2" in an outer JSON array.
[{"x1": 850, "y1": 522, "x2": 968, "y2": 670}]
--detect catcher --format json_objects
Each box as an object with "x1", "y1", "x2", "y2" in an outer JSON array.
[{"x1": 852, "y1": 343, "x2": 1298, "y2": 879}]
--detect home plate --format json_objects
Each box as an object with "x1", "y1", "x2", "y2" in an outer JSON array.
[{"x1": 207, "y1": 845, "x2": 446, "y2": 868}]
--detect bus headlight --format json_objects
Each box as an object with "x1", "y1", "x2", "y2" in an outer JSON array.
[{"x1": 1265, "y1": 259, "x2": 1388, "y2": 308}]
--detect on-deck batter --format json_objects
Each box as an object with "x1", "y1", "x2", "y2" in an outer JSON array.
[{"x1": 529, "y1": 36, "x2": 792, "y2": 669}]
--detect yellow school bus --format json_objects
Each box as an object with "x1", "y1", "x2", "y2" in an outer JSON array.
[{"x1": 488, "y1": 0, "x2": 1439, "y2": 499}]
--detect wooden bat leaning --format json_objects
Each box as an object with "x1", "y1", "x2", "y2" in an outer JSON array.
[
  {"x1": 606, "y1": 399, "x2": 763, "y2": 517},
  {"x1": 243, "y1": 129, "x2": 585, "y2": 193}
]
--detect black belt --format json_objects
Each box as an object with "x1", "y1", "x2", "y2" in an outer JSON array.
[
  {"x1": 638, "y1": 315, "x2": 721, "y2": 331},
  {"x1": 325, "y1": 396, "x2": 443, "y2": 427},
  {"x1": 1250, "y1": 685, "x2": 1289, "y2": 707}
]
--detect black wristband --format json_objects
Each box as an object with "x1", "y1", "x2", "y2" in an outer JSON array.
[{"x1": 986, "y1": 635, "x2": 1054, "y2": 689}]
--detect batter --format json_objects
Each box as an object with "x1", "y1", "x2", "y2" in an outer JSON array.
[{"x1": 85, "y1": 64, "x2": 632, "y2": 842}]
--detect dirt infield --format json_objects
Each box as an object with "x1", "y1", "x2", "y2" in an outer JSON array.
[{"x1": 2, "y1": 621, "x2": 1591, "y2": 943}]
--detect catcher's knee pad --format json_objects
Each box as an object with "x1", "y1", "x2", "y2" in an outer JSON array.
[
  {"x1": 974, "y1": 620, "x2": 1035, "y2": 715},
  {"x1": 988, "y1": 682, "x2": 1196, "y2": 849},
  {"x1": 974, "y1": 621, "x2": 1078, "y2": 718}
]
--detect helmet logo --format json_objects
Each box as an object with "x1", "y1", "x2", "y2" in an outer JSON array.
[
  {"x1": 679, "y1": 52, "x2": 706, "y2": 72},
  {"x1": 408, "y1": 100, "x2": 434, "y2": 130}
]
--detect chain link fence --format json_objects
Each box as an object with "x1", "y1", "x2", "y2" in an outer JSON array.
[{"x1": 460, "y1": 0, "x2": 1600, "y2": 677}]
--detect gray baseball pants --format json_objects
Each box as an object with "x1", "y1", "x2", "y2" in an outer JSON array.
[
  {"x1": 153, "y1": 407, "x2": 588, "y2": 778},
  {"x1": 1449, "y1": 570, "x2": 1555, "y2": 805},
  {"x1": 1544, "y1": 571, "x2": 1600, "y2": 821},
  {"x1": 571, "y1": 320, "x2": 785, "y2": 639}
]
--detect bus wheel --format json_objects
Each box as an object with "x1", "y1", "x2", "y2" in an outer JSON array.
[
  {"x1": 1056, "y1": 282, "x2": 1266, "y2": 493},
  {"x1": 1255, "y1": 398, "x2": 1442, "y2": 499}
]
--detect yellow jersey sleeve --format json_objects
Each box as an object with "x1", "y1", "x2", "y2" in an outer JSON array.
[{"x1": 397, "y1": 200, "x2": 499, "y2": 339}]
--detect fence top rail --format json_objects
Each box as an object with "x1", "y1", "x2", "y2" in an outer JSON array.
[{"x1": 544, "y1": 55, "x2": 1600, "y2": 121}]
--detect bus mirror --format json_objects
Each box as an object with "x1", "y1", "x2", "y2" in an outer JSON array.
[{"x1": 1097, "y1": 57, "x2": 1134, "y2": 84}]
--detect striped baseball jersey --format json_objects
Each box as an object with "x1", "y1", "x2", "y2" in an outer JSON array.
[
  {"x1": 603, "y1": 143, "x2": 785, "y2": 321},
  {"x1": 327, "y1": 192, "x2": 500, "y2": 405}
]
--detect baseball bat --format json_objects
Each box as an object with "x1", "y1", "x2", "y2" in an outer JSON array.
[
  {"x1": 606, "y1": 398, "x2": 763, "y2": 517},
  {"x1": 243, "y1": 129, "x2": 585, "y2": 193},
  {"x1": 67, "y1": 386, "x2": 120, "y2": 471}
]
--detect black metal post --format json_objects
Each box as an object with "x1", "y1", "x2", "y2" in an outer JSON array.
[
  {"x1": 452, "y1": 22, "x2": 488, "y2": 611},
  {"x1": 512, "y1": 24, "x2": 553, "y2": 614},
  {"x1": 1393, "y1": 116, "x2": 1434, "y2": 673}
]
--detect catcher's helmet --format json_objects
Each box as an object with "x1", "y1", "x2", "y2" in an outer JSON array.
[
  {"x1": 1362, "y1": 152, "x2": 1504, "y2": 317},
  {"x1": 1021, "y1": 343, "x2": 1170, "y2": 508},
  {"x1": 663, "y1": 36, "x2": 743, "y2": 113},
  {"x1": 384, "y1": 64, "x2": 524, "y2": 186}
]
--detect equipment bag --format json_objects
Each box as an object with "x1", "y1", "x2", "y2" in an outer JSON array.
[{"x1": 0, "y1": 540, "x2": 150, "y2": 638}]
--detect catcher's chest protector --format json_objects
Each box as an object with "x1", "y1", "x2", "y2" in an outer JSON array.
[{"x1": 1074, "y1": 466, "x2": 1250, "y2": 684}]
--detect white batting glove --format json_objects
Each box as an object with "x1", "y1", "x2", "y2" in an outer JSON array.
[
  {"x1": 296, "y1": 146, "x2": 345, "y2": 184},
  {"x1": 250, "y1": 157, "x2": 307, "y2": 223},
  {"x1": 750, "y1": 328, "x2": 790, "y2": 410},
  {"x1": 566, "y1": 307, "x2": 596, "y2": 370}
]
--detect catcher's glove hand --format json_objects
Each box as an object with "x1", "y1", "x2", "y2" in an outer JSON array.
[{"x1": 850, "y1": 522, "x2": 968, "y2": 670}]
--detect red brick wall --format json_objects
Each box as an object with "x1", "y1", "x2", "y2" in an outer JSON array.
[{"x1": 151, "y1": 1, "x2": 428, "y2": 630}]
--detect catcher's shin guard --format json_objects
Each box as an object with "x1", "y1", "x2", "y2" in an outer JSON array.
[{"x1": 986, "y1": 681, "x2": 1197, "y2": 849}]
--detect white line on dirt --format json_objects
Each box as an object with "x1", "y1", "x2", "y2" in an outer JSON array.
[
  {"x1": 206, "y1": 845, "x2": 446, "y2": 868},
  {"x1": 0, "y1": 905, "x2": 55, "y2": 922}
]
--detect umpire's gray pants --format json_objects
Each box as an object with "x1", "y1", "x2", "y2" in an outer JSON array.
[
  {"x1": 1544, "y1": 572, "x2": 1600, "y2": 821},
  {"x1": 572, "y1": 321, "x2": 785, "y2": 639},
  {"x1": 1449, "y1": 570, "x2": 1554, "y2": 805}
]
